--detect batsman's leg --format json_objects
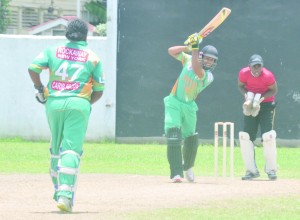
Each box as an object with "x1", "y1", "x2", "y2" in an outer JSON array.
[
  {"x1": 164, "y1": 96, "x2": 183, "y2": 182},
  {"x1": 239, "y1": 131, "x2": 260, "y2": 180},
  {"x1": 46, "y1": 107, "x2": 64, "y2": 202},
  {"x1": 262, "y1": 130, "x2": 278, "y2": 180},
  {"x1": 49, "y1": 145, "x2": 60, "y2": 202},
  {"x1": 57, "y1": 150, "x2": 82, "y2": 212},
  {"x1": 47, "y1": 97, "x2": 90, "y2": 212},
  {"x1": 56, "y1": 102, "x2": 89, "y2": 211},
  {"x1": 183, "y1": 133, "x2": 199, "y2": 182},
  {"x1": 166, "y1": 127, "x2": 183, "y2": 182}
]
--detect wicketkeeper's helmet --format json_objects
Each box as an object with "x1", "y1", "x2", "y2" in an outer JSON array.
[
  {"x1": 65, "y1": 18, "x2": 88, "y2": 41},
  {"x1": 199, "y1": 45, "x2": 218, "y2": 71}
]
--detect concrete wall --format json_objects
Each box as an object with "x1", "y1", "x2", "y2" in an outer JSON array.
[{"x1": 0, "y1": 0, "x2": 117, "y2": 141}]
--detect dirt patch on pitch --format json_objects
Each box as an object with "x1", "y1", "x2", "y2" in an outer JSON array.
[{"x1": 0, "y1": 174, "x2": 299, "y2": 219}]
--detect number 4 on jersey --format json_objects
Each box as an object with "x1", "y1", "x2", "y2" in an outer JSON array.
[{"x1": 55, "y1": 62, "x2": 83, "y2": 81}]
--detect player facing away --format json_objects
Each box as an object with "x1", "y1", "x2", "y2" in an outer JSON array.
[
  {"x1": 164, "y1": 33, "x2": 218, "y2": 183},
  {"x1": 238, "y1": 54, "x2": 278, "y2": 181},
  {"x1": 28, "y1": 19, "x2": 105, "y2": 212}
]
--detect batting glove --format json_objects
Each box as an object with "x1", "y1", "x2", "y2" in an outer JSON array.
[
  {"x1": 184, "y1": 33, "x2": 203, "y2": 50},
  {"x1": 34, "y1": 85, "x2": 46, "y2": 104}
]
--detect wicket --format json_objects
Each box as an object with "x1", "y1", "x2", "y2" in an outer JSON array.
[{"x1": 214, "y1": 122, "x2": 234, "y2": 178}]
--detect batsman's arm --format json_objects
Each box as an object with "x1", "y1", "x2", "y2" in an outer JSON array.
[
  {"x1": 168, "y1": 46, "x2": 190, "y2": 59},
  {"x1": 28, "y1": 69, "x2": 43, "y2": 88},
  {"x1": 185, "y1": 33, "x2": 204, "y2": 78},
  {"x1": 90, "y1": 91, "x2": 103, "y2": 105},
  {"x1": 191, "y1": 49, "x2": 204, "y2": 79},
  {"x1": 28, "y1": 69, "x2": 47, "y2": 104}
]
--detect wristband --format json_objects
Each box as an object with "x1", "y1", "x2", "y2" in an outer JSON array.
[{"x1": 34, "y1": 84, "x2": 44, "y2": 93}]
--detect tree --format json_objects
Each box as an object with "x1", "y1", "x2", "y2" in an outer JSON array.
[
  {"x1": 84, "y1": 0, "x2": 107, "y2": 24},
  {"x1": 0, "y1": 0, "x2": 10, "y2": 33}
]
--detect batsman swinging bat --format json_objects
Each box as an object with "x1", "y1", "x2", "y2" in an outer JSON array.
[{"x1": 184, "y1": 7, "x2": 231, "y2": 44}]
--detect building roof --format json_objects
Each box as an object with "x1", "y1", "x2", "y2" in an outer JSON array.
[{"x1": 28, "y1": 16, "x2": 96, "y2": 35}]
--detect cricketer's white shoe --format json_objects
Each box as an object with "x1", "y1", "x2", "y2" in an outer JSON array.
[
  {"x1": 241, "y1": 171, "x2": 260, "y2": 180},
  {"x1": 184, "y1": 168, "x2": 195, "y2": 183},
  {"x1": 172, "y1": 175, "x2": 183, "y2": 183},
  {"x1": 57, "y1": 196, "x2": 72, "y2": 212},
  {"x1": 267, "y1": 170, "x2": 277, "y2": 181}
]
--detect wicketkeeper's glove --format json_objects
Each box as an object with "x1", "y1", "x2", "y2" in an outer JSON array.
[
  {"x1": 251, "y1": 94, "x2": 264, "y2": 117},
  {"x1": 243, "y1": 92, "x2": 254, "y2": 116},
  {"x1": 34, "y1": 85, "x2": 46, "y2": 104}
]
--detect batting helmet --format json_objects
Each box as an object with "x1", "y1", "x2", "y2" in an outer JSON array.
[
  {"x1": 199, "y1": 45, "x2": 218, "y2": 71},
  {"x1": 65, "y1": 19, "x2": 88, "y2": 41}
]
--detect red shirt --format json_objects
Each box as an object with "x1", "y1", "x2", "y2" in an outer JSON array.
[{"x1": 238, "y1": 67, "x2": 276, "y2": 103}]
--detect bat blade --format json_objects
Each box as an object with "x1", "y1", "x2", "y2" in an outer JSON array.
[{"x1": 198, "y1": 7, "x2": 231, "y2": 38}]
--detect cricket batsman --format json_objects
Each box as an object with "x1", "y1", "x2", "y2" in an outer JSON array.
[
  {"x1": 238, "y1": 54, "x2": 278, "y2": 180},
  {"x1": 164, "y1": 33, "x2": 218, "y2": 183},
  {"x1": 28, "y1": 19, "x2": 105, "y2": 212}
]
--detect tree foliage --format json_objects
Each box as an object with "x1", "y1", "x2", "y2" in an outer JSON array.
[
  {"x1": 95, "y1": 23, "x2": 106, "y2": 36},
  {"x1": 84, "y1": 0, "x2": 107, "y2": 36},
  {"x1": 84, "y1": 0, "x2": 107, "y2": 24},
  {"x1": 0, "y1": 0, "x2": 10, "y2": 33}
]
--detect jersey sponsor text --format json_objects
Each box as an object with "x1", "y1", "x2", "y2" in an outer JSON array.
[
  {"x1": 51, "y1": 80, "x2": 80, "y2": 91},
  {"x1": 56, "y1": 47, "x2": 88, "y2": 62}
]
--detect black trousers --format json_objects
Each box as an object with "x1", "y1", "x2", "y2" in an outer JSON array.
[{"x1": 243, "y1": 102, "x2": 276, "y2": 142}]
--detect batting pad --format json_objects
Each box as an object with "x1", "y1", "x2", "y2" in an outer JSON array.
[
  {"x1": 49, "y1": 148, "x2": 60, "y2": 201},
  {"x1": 262, "y1": 130, "x2": 278, "y2": 173},
  {"x1": 57, "y1": 150, "x2": 81, "y2": 206},
  {"x1": 166, "y1": 127, "x2": 183, "y2": 178},
  {"x1": 239, "y1": 132, "x2": 258, "y2": 174},
  {"x1": 183, "y1": 133, "x2": 199, "y2": 171}
]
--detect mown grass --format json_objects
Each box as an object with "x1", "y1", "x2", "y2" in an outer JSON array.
[
  {"x1": 0, "y1": 139, "x2": 299, "y2": 219},
  {"x1": 126, "y1": 196, "x2": 300, "y2": 220},
  {"x1": 0, "y1": 140, "x2": 299, "y2": 179}
]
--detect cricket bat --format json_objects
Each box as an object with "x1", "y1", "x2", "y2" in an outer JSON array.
[{"x1": 184, "y1": 7, "x2": 231, "y2": 44}]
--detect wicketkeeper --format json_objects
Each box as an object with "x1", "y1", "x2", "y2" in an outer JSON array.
[
  {"x1": 28, "y1": 19, "x2": 105, "y2": 212},
  {"x1": 164, "y1": 33, "x2": 218, "y2": 183},
  {"x1": 238, "y1": 54, "x2": 278, "y2": 180}
]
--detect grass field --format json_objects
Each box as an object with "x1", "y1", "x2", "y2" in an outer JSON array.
[
  {"x1": 0, "y1": 139, "x2": 299, "y2": 219},
  {"x1": 127, "y1": 196, "x2": 300, "y2": 220},
  {"x1": 0, "y1": 139, "x2": 299, "y2": 178}
]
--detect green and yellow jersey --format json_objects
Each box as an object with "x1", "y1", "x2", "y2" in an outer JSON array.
[
  {"x1": 171, "y1": 52, "x2": 213, "y2": 102},
  {"x1": 29, "y1": 41, "x2": 105, "y2": 101}
]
